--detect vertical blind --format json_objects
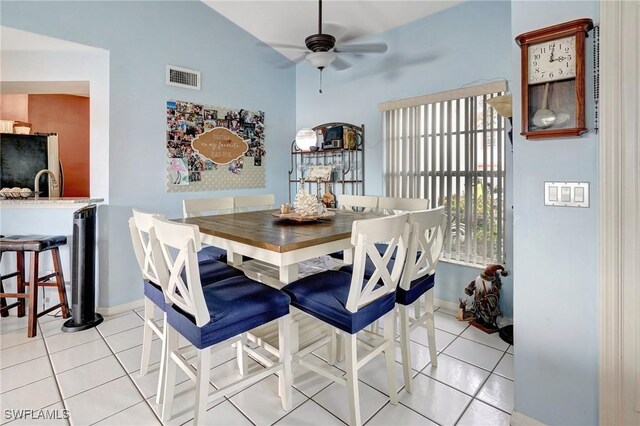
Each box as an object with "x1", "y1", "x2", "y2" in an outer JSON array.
[{"x1": 380, "y1": 81, "x2": 507, "y2": 265}]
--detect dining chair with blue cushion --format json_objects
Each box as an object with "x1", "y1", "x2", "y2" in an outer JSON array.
[
  {"x1": 150, "y1": 216, "x2": 292, "y2": 425},
  {"x1": 283, "y1": 213, "x2": 409, "y2": 426},
  {"x1": 377, "y1": 196, "x2": 429, "y2": 215},
  {"x1": 128, "y1": 209, "x2": 243, "y2": 404},
  {"x1": 182, "y1": 196, "x2": 235, "y2": 263},
  {"x1": 329, "y1": 194, "x2": 380, "y2": 262},
  {"x1": 396, "y1": 207, "x2": 446, "y2": 393},
  {"x1": 233, "y1": 193, "x2": 275, "y2": 212},
  {"x1": 336, "y1": 194, "x2": 379, "y2": 213},
  {"x1": 374, "y1": 196, "x2": 430, "y2": 258}
]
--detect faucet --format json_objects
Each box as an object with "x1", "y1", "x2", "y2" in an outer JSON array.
[{"x1": 34, "y1": 169, "x2": 58, "y2": 198}]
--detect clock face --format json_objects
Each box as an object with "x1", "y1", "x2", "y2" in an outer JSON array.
[{"x1": 528, "y1": 36, "x2": 576, "y2": 84}]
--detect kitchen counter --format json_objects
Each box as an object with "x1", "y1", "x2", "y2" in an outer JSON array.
[{"x1": 0, "y1": 197, "x2": 104, "y2": 208}]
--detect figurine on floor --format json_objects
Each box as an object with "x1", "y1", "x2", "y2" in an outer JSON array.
[
  {"x1": 464, "y1": 264, "x2": 508, "y2": 332},
  {"x1": 455, "y1": 298, "x2": 475, "y2": 322}
]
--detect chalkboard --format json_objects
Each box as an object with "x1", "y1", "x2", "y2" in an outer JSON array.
[{"x1": 0, "y1": 133, "x2": 51, "y2": 196}]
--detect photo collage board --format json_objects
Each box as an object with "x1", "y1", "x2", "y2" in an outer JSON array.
[{"x1": 166, "y1": 100, "x2": 265, "y2": 190}]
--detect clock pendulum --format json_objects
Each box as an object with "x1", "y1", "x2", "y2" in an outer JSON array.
[{"x1": 532, "y1": 82, "x2": 556, "y2": 128}]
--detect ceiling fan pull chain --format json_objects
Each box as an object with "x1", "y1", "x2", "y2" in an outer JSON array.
[{"x1": 319, "y1": 69, "x2": 323, "y2": 94}]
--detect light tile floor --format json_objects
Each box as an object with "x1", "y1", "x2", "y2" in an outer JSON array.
[{"x1": 0, "y1": 307, "x2": 513, "y2": 426}]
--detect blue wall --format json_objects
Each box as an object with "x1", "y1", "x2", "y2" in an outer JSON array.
[
  {"x1": 1, "y1": 1, "x2": 296, "y2": 307},
  {"x1": 1, "y1": 1, "x2": 603, "y2": 422},
  {"x1": 296, "y1": 0, "x2": 514, "y2": 316},
  {"x1": 511, "y1": 1, "x2": 599, "y2": 424}
]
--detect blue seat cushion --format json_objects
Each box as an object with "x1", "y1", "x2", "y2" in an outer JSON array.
[
  {"x1": 143, "y1": 280, "x2": 166, "y2": 311},
  {"x1": 339, "y1": 258, "x2": 397, "y2": 278},
  {"x1": 339, "y1": 259, "x2": 434, "y2": 306},
  {"x1": 167, "y1": 275, "x2": 290, "y2": 350},
  {"x1": 282, "y1": 270, "x2": 395, "y2": 334},
  {"x1": 396, "y1": 273, "x2": 435, "y2": 306},
  {"x1": 143, "y1": 259, "x2": 243, "y2": 311},
  {"x1": 196, "y1": 259, "x2": 244, "y2": 285},
  {"x1": 197, "y1": 245, "x2": 227, "y2": 263},
  {"x1": 328, "y1": 243, "x2": 389, "y2": 261}
]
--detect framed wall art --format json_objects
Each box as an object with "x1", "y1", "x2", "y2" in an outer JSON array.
[{"x1": 166, "y1": 100, "x2": 266, "y2": 192}]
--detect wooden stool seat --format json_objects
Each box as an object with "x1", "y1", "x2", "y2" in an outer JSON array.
[
  {"x1": 0, "y1": 235, "x2": 67, "y2": 253},
  {"x1": 0, "y1": 235, "x2": 70, "y2": 337}
]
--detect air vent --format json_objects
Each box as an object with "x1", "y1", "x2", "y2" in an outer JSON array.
[{"x1": 166, "y1": 65, "x2": 200, "y2": 90}]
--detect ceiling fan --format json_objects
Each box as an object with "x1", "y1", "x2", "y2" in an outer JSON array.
[{"x1": 272, "y1": 0, "x2": 388, "y2": 92}]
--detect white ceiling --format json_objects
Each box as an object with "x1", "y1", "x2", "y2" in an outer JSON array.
[{"x1": 204, "y1": 0, "x2": 463, "y2": 61}]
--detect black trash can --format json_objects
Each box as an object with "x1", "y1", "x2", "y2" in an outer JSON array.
[{"x1": 62, "y1": 204, "x2": 103, "y2": 332}]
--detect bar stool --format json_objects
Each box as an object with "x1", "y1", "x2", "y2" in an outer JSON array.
[{"x1": 0, "y1": 235, "x2": 70, "y2": 337}]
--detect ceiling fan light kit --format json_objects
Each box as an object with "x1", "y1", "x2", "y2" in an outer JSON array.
[
  {"x1": 297, "y1": 0, "x2": 388, "y2": 93},
  {"x1": 306, "y1": 51, "x2": 337, "y2": 69}
]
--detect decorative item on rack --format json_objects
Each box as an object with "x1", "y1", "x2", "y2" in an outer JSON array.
[
  {"x1": 288, "y1": 122, "x2": 364, "y2": 206},
  {"x1": 307, "y1": 165, "x2": 332, "y2": 181},
  {"x1": 343, "y1": 128, "x2": 356, "y2": 150},
  {"x1": 322, "y1": 125, "x2": 343, "y2": 150},
  {"x1": 295, "y1": 128, "x2": 318, "y2": 151},
  {"x1": 322, "y1": 183, "x2": 336, "y2": 208}
]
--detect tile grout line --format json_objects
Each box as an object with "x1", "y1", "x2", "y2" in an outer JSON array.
[
  {"x1": 21, "y1": 306, "x2": 513, "y2": 426},
  {"x1": 392, "y1": 326, "x2": 469, "y2": 426},
  {"x1": 39, "y1": 319, "x2": 71, "y2": 426},
  {"x1": 452, "y1": 347, "x2": 513, "y2": 425},
  {"x1": 407, "y1": 320, "x2": 512, "y2": 424},
  {"x1": 92, "y1": 309, "x2": 164, "y2": 426},
  {"x1": 42, "y1": 321, "x2": 141, "y2": 425}
]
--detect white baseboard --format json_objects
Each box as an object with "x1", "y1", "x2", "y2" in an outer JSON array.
[
  {"x1": 96, "y1": 298, "x2": 144, "y2": 317},
  {"x1": 434, "y1": 297, "x2": 514, "y2": 333},
  {"x1": 434, "y1": 298, "x2": 460, "y2": 313},
  {"x1": 511, "y1": 410, "x2": 546, "y2": 426}
]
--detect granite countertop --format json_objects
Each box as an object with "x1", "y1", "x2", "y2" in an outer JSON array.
[{"x1": 0, "y1": 197, "x2": 105, "y2": 207}]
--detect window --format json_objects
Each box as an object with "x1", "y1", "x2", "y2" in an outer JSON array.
[{"x1": 380, "y1": 81, "x2": 507, "y2": 265}]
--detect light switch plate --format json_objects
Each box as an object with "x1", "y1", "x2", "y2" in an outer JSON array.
[{"x1": 545, "y1": 181, "x2": 590, "y2": 207}]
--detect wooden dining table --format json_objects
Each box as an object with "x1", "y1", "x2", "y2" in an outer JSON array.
[
  {"x1": 178, "y1": 208, "x2": 383, "y2": 352},
  {"x1": 179, "y1": 208, "x2": 382, "y2": 285}
]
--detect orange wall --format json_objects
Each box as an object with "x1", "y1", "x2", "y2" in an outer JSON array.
[
  {"x1": 0, "y1": 94, "x2": 29, "y2": 122},
  {"x1": 28, "y1": 94, "x2": 90, "y2": 197}
]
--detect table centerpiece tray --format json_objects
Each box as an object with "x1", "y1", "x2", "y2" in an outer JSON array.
[{"x1": 271, "y1": 211, "x2": 335, "y2": 222}]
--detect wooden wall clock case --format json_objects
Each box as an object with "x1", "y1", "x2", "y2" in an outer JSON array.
[{"x1": 516, "y1": 18, "x2": 594, "y2": 140}]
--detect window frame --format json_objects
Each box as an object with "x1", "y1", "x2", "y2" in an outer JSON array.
[{"x1": 380, "y1": 82, "x2": 508, "y2": 266}]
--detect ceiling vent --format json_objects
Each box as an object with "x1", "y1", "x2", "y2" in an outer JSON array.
[{"x1": 166, "y1": 65, "x2": 200, "y2": 90}]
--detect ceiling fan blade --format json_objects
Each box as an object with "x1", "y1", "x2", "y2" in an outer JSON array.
[
  {"x1": 258, "y1": 41, "x2": 308, "y2": 52},
  {"x1": 322, "y1": 22, "x2": 349, "y2": 40},
  {"x1": 334, "y1": 42, "x2": 388, "y2": 54},
  {"x1": 330, "y1": 56, "x2": 351, "y2": 71}
]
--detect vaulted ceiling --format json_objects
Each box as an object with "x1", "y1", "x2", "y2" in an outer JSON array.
[{"x1": 204, "y1": 1, "x2": 463, "y2": 62}]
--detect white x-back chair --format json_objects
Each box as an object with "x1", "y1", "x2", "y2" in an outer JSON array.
[
  {"x1": 129, "y1": 210, "x2": 165, "y2": 381},
  {"x1": 150, "y1": 217, "x2": 292, "y2": 424},
  {"x1": 378, "y1": 196, "x2": 429, "y2": 215},
  {"x1": 397, "y1": 207, "x2": 447, "y2": 393},
  {"x1": 234, "y1": 194, "x2": 275, "y2": 212},
  {"x1": 129, "y1": 209, "x2": 243, "y2": 405},
  {"x1": 283, "y1": 213, "x2": 410, "y2": 426},
  {"x1": 337, "y1": 194, "x2": 379, "y2": 213},
  {"x1": 182, "y1": 196, "x2": 234, "y2": 263},
  {"x1": 183, "y1": 196, "x2": 234, "y2": 217}
]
